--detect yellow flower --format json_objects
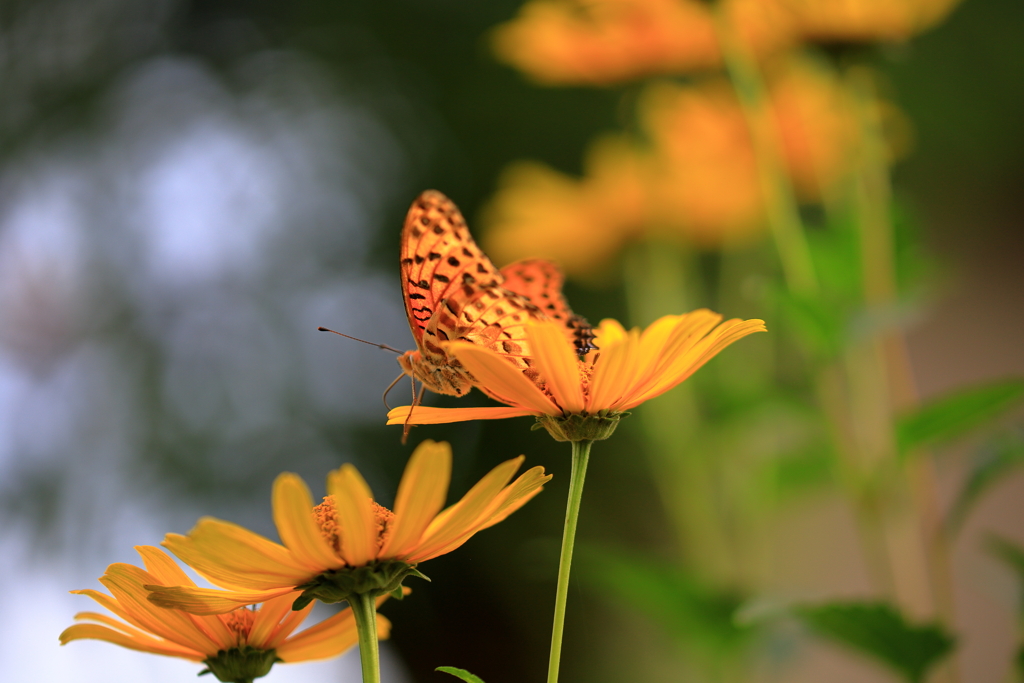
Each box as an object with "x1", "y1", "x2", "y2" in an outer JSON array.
[
  {"x1": 482, "y1": 135, "x2": 650, "y2": 278},
  {"x1": 147, "y1": 440, "x2": 551, "y2": 614},
  {"x1": 387, "y1": 313, "x2": 765, "y2": 440},
  {"x1": 783, "y1": 0, "x2": 964, "y2": 43},
  {"x1": 492, "y1": 0, "x2": 794, "y2": 86},
  {"x1": 60, "y1": 546, "x2": 388, "y2": 681}
]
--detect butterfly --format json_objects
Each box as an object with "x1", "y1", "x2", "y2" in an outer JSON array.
[{"x1": 397, "y1": 190, "x2": 597, "y2": 400}]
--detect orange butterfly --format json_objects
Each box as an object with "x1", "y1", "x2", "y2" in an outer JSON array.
[{"x1": 397, "y1": 190, "x2": 596, "y2": 401}]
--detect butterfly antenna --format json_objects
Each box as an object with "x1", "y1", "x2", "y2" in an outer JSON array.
[
  {"x1": 401, "y1": 381, "x2": 426, "y2": 445},
  {"x1": 317, "y1": 327, "x2": 403, "y2": 354},
  {"x1": 382, "y1": 371, "x2": 405, "y2": 411}
]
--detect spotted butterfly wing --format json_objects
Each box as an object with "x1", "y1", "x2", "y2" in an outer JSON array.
[
  {"x1": 499, "y1": 259, "x2": 597, "y2": 356},
  {"x1": 398, "y1": 190, "x2": 547, "y2": 397}
]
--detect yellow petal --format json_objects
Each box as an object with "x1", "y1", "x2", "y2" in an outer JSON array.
[
  {"x1": 527, "y1": 322, "x2": 585, "y2": 413},
  {"x1": 162, "y1": 519, "x2": 314, "y2": 591},
  {"x1": 593, "y1": 318, "x2": 628, "y2": 347},
  {"x1": 59, "y1": 623, "x2": 204, "y2": 660},
  {"x1": 625, "y1": 318, "x2": 766, "y2": 407},
  {"x1": 273, "y1": 473, "x2": 345, "y2": 570},
  {"x1": 100, "y1": 564, "x2": 214, "y2": 653},
  {"x1": 146, "y1": 585, "x2": 297, "y2": 615},
  {"x1": 248, "y1": 593, "x2": 306, "y2": 648},
  {"x1": 275, "y1": 610, "x2": 393, "y2": 663},
  {"x1": 587, "y1": 327, "x2": 642, "y2": 411},
  {"x1": 447, "y1": 342, "x2": 559, "y2": 414},
  {"x1": 326, "y1": 465, "x2": 377, "y2": 566},
  {"x1": 409, "y1": 456, "x2": 523, "y2": 562},
  {"x1": 135, "y1": 546, "x2": 195, "y2": 588},
  {"x1": 380, "y1": 440, "x2": 451, "y2": 557},
  {"x1": 417, "y1": 465, "x2": 551, "y2": 560},
  {"x1": 387, "y1": 405, "x2": 532, "y2": 425}
]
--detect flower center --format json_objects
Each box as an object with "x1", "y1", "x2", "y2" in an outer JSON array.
[
  {"x1": 313, "y1": 496, "x2": 394, "y2": 557},
  {"x1": 222, "y1": 606, "x2": 256, "y2": 646}
]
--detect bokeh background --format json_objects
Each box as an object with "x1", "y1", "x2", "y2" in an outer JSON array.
[{"x1": 0, "y1": 1, "x2": 1022, "y2": 682}]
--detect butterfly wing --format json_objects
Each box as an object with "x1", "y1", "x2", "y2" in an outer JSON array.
[
  {"x1": 500, "y1": 259, "x2": 597, "y2": 355},
  {"x1": 400, "y1": 191, "x2": 551, "y2": 395},
  {"x1": 400, "y1": 190, "x2": 504, "y2": 344}
]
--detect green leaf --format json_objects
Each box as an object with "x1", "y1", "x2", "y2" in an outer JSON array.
[
  {"x1": 435, "y1": 666, "x2": 486, "y2": 683},
  {"x1": 945, "y1": 433, "x2": 1024, "y2": 534},
  {"x1": 986, "y1": 535, "x2": 1024, "y2": 618},
  {"x1": 896, "y1": 380, "x2": 1024, "y2": 457},
  {"x1": 578, "y1": 545, "x2": 753, "y2": 654},
  {"x1": 794, "y1": 602, "x2": 954, "y2": 683}
]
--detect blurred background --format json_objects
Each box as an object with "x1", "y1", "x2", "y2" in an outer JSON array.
[{"x1": 0, "y1": 1, "x2": 1022, "y2": 682}]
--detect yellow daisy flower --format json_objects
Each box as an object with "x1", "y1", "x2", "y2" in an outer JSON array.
[
  {"x1": 387, "y1": 312, "x2": 766, "y2": 441},
  {"x1": 147, "y1": 440, "x2": 550, "y2": 614},
  {"x1": 60, "y1": 546, "x2": 389, "y2": 682}
]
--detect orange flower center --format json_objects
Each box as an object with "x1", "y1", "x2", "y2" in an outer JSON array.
[
  {"x1": 223, "y1": 606, "x2": 257, "y2": 645},
  {"x1": 313, "y1": 496, "x2": 395, "y2": 559}
]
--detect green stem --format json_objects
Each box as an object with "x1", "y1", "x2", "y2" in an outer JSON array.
[
  {"x1": 547, "y1": 439, "x2": 592, "y2": 683},
  {"x1": 712, "y1": 3, "x2": 818, "y2": 295},
  {"x1": 350, "y1": 592, "x2": 381, "y2": 683}
]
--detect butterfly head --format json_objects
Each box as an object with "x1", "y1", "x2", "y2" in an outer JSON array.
[{"x1": 397, "y1": 349, "x2": 473, "y2": 398}]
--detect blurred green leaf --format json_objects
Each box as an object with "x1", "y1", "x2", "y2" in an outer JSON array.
[
  {"x1": 946, "y1": 433, "x2": 1024, "y2": 534},
  {"x1": 896, "y1": 380, "x2": 1024, "y2": 457},
  {"x1": 579, "y1": 545, "x2": 753, "y2": 654},
  {"x1": 794, "y1": 602, "x2": 954, "y2": 683},
  {"x1": 436, "y1": 666, "x2": 485, "y2": 683}
]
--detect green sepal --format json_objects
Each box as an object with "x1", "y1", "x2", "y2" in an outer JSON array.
[
  {"x1": 435, "y1": 666, "x2": 486, "y2": 683},
  {"x1": 535, "y1": 412, "x2": 625, "y2": 442},
  {"x1": 291, "y1": 559, "x2": 427, "y2": 609},
  {"x1": 200, "y1": 645, "x2": 280, "y2": 683}
]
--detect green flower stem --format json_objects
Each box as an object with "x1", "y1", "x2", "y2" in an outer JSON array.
[
  {"x1": 546, "y1": 438, "x2": 592, "y2": 683},
  {"x1": 712, "y1": 3, "x2": 818, "y2": 296},
  {"x1": 350, "y1": 592, "x2": 381, "y2": 683}
]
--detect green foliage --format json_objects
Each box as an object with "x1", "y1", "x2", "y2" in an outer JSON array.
[
  {"x1": 793, "y1": 602, "x2": 954, "y2": 683},
  {"x1": 946, "y1": 432, "x2": 1024, "y2": 533},
  {"x1": 579, "y1": 545, "x2": 754, "y2": 655},
  {"x1": 896, "y1": 380, "x2": 1024, "y2": 457},
  {"x1": 435, "y1": 666, "x2": 486, "y2": 683}
]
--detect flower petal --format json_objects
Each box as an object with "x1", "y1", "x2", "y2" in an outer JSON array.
[
  {"x1": 59, "y1": 623, "x2": 204, "y2": 660},
  {"x1": 248, "y1": 593, "x2": 309, "y2": 648},
  {"x1": 448, "y1": 341, "x2": 559, "y2": 414},
  {"x1": 527, "y1": 322, "x2": 586, "y2": 413},
  {"x1": 380, "y1": 440, "x2": 451, "y2": 558},
  {"x1": 326, "y1": 465, "x2": 377, "y2": 566},
  {"x1": 276, "y1": 610, "x2": 391, "y2": 663},
  {"x1": 162, "y1": 519, "x2": 314, "y2": 591},
  {"x1": 409, "y1": 456, "x2": 524, "y2": 562},
  {"x1": 387, "y1": 405, "x2": 533, "y2": 425},
  {"x1": 273, "y1": 473, "x2": 344, "y2": 570},
  {"x1": 136, "y1": 546, "x2": 195, "y2": 588},
  {"x1": 624, "y1": 318, "x2": 766, "y2": 408},
  {"x1": 146, "y1": 585, "x2": 297, "y2": 615},
  {"x1": 587, "y1": 326, "x2": 641, "y2": 411}
]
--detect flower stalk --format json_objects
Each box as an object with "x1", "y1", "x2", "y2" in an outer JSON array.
[
  {"x1": 547, "y1": 439, "x2": 592, "y2": 683},
  {"x1": 350, "y1": 592, "x2": 382, "y2": 683}
]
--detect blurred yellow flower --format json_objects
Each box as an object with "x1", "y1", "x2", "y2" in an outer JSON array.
[
  {"x1": 482, "y1": 135, "x2": 649, "y2": 277},
  {"x1": 148, "y1": 440, "x2": 550, "y2": 614},
  {"x1": 484, "y1": 59, "x2": 874, "y2": 272},
  {"x1": 60, "y1": 546, "x2": 386, "y2": 681},
  {"x1": 783, "y1": 0, "x2": 964, "y2": 43},
  {"x1": 387, "y1": 314, "x2": 765, "y2": 440},
  {"x1": 492, "y1": 0, "x2": 794, "y2": 86}
]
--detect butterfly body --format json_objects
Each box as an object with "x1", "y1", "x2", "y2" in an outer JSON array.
[{"x1": 399, "y1": 190, "x2": 595, "y2": 398}]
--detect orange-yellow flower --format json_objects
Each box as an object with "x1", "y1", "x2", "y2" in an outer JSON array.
[
  {"x1": 387, "y1": 313, "x2": 765, "y2": 439},
  {"x1": 147, "y1": 440, "x2": 550, "y2": 614},
  {"x1": 483, "y1": 58, "x2": 872, "y2": 269},
  {"x1": 492, "y1": 0, "x2": 794, "y2": 86},
  {"x1": 60, "y1": 546, "x2": 387, "y2": 681},
  {"x1": 783, "y1": 0, "x2": 964, "y2": 43},
  {"x1": 482, "y1": 135, "x2": 650, "y2": 278}
]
